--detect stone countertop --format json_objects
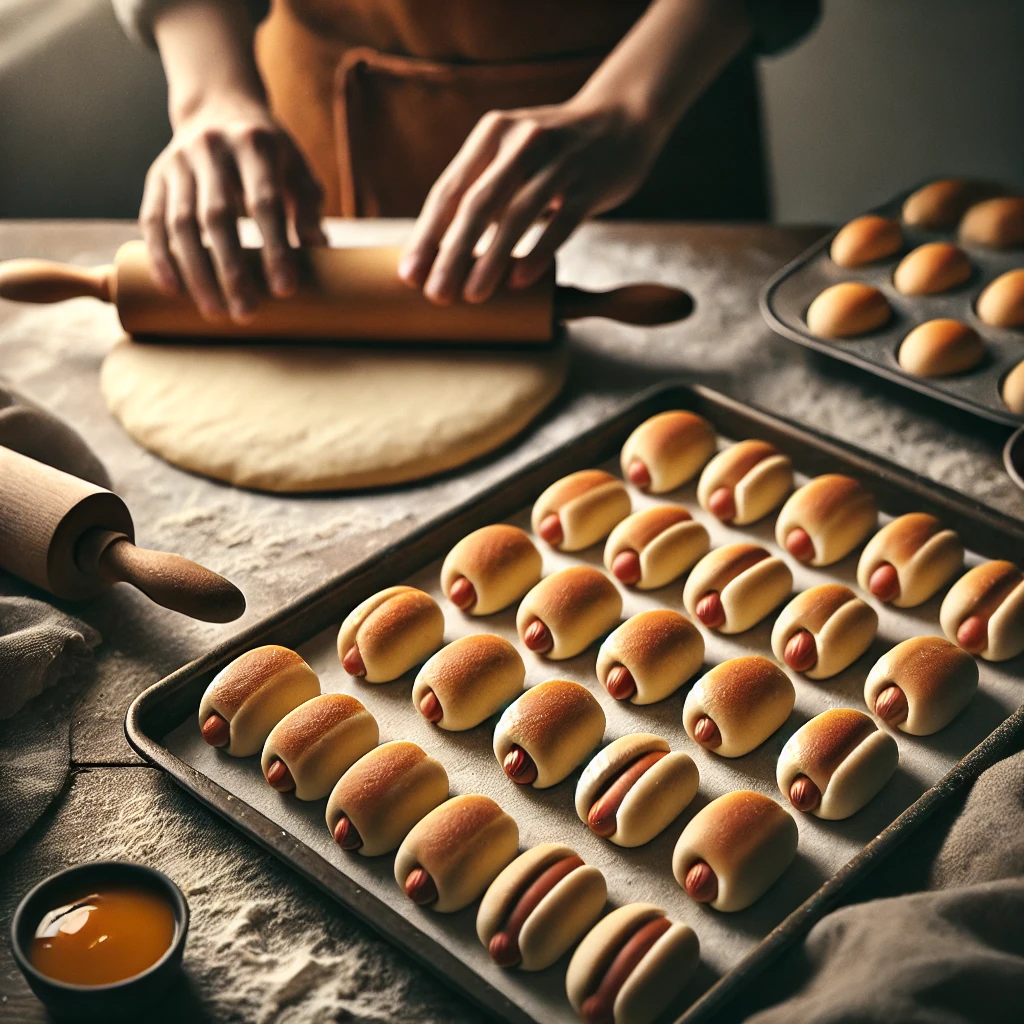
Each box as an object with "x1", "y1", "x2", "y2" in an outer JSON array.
[{"x1": 1, "y1": 219, "x2": 1021, "y2": 1024}]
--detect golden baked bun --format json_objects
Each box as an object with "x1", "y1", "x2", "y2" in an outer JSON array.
[
  {"x1": 959, "y1": 196, "x2": 1024, "y2": 249},
  {"x1": 939, "y1": 560, "x2": 1024, "y2": 662},
  {"x1": 394, "y1": 794, "x2": 518, "y2": 913},
  {"x1": 777, "y1": 708, "x2": 898, "y2": 820},
  {"x1": 596, "y1": 609, "x2": 704, "y2": 705},
  {"x1": 683, "y1": 656, "x2": 795, "y2": 758},
  {"x1": 897, "y1": 319, "x2": 984, "y2": 377},
  {"x1": 531, "y1": 469, "x2": 631, "y2": 551},
  {"x1": 682, "y1": 543, "x2": 792, "y2": 634},
  {"x1": 902, "y1": 179, "x2": 1000, "y2": 229},
  {"x1": 696, "y1": 439, "x2": 794, "y2": 525},
  {"x1": 440, "y1": 524, "x2": 542, "y2": 615},
  {"x1": 864, "y1": 636, "x2": 978, "y2": 735},
  {"x1": 770, "y1": 584, "x2": 878, "y2": 680},
  {"x1": 337, "y1": 585, "x2": 444, "y2": 682},
  {"x1": 619, "y1": 410, "x2": 717, "y2": 493},
  {"x1": 412, "y1": 634, "x2": 524, "y2": 731},
  {"x1": 775, "y1": 474, "x2": 877, "y2": 567},
  {"x1": 1004, "y1": 359, "x2": 1024, "y2": 416},
  {"x1": 976, "y1": 269, "x2": 1024, "y2": 328},
  {"x1": 325, "y1": 740, "x2": 448, "y2": 856},
  {"x1": 603, "y1": 505, "x2": 709, "y2": 589},
  {"x1": 516, "y1": 566, "x2": 622, "y2": 660},
  {"x1": 477, "y1": 843, "x2": 606, "y2": 972},
  {"x1": 830, "y1": 215, "x2": 902, "y2": 268},
  {"x1": 261, "y1": 693, "x2": 378, "y2": 800},
  {"x1": 566, "y1": 904, "x2": 700, "y2": 1024},
  {"x1": 893, "y1": 243, "x2": 972, "y2": 296},
  {"x1": 575, "y1": 734, "x2": 698, "y2": 847},
  {"x1": 672, "y1": 791, "x2": 797, "y2": 912},
  {"x1": 856, "y1": 512, "x2": 963, "y2": 608},
  {"x1": 493, "y1": 679, "x2": 606, "y2": 789},
  {"x1": 198, "y1": 645, "x2": 320, "y2": 756},
  {"x1": 805, "y1": 282, "x2": 891, "y2": 338}
]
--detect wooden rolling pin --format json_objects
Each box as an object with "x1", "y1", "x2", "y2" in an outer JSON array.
[
  {"x1": 0, "y1": 446, "x2": 245, "y2": 622},
  {"x1": 0, "y1": 242, "x2": 693, "y2": 343}
]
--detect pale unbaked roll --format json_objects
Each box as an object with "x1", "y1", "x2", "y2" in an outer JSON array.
[
  {"x1": 412, "y1": 634, "x2": 524, "y2": 731},
  {"x1": 959, "y1": 196, "x2": 1024, "y2": 249},
  {"x1": 531, "y1": 469, "x2": 631, "y2": 551},
  {"x1": 325, "y1": 740, "x2": 448, "y2": 856},
  {"x1": 683, "y1": 656, "x2": 795, "y2": 758},
  {"x1": 696, "y1": 440, "x2": 794, "y2": 525},
  {"x1": 893, "y1": 242, "x2": 972, "y2": 296},
  {"x1": 939, "y1": 560, "x2": 1024, "y2": 662},
  {"x1": 575, "y1": 734, "x2": 698, "y2": 848},
  {"x1": 830, "y1": 215, "x2": 902, "y2": 268},
  {"x1": 603, "y1": 506, "x2": 710, "y2": 590},
  {"x1": 394, "y1": 794, "x2": 518, "y2": 913},
  {"x1": 261, "y1": 693, "x2": 378, "y2": 800},
  {"x1": 672, "y1": 791, "x2": 798, "y2": 912},
  {"x1": 198, "y1": 645, "x2": 321, "y2": 757},
  {"x1": 493, "y1": 679, "x2": 606, "y2": 789},
  {"x1": 805, "y1": 282, "x2": 891, "y2": 338},
  {"x1": 619, "y1": 410, "x2": 717, "y2": 493},
  {"x1": 777, "y1": 708, "x2": 898, "y2": 820},
  {"x1": 775, "y1": 474, "x2": 878, "y2": 567},
  {"x1": 337, "y1": 585, "x2": 444, "y2": 682},
  {"x1": 595, "y1": 610, "x2": 704, "y2": 705},
  {"x1": 440, "y1": 524, "x2": 542, "y2": 615},
  {"x1": 477, "y1": 843, "x2": 606, "y2": 972},
  {"x1": 976, "y1": 269, "x2": 1024, "y2": 328}
]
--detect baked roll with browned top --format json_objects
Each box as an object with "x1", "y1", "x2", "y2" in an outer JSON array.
[
  {"x1": 1004, "y1": 360, "x2": 1024, "y2": 416},
  {"x1": 857, "y1": 512, "x2": 963, "y2": 608},
  {"x1": 198, "y1": 645, "x2": 320, "y2": 756},
  {"x1": 440, "y1": 524, "x2": 542, "y2": 615},
  {"x1": 696, "y1": 439, "x2": 794, "y2": 525},
  {"x1": 864, "y1": 636, "x2": 979, "y2": 735},
  {"x1": 516, "y1": 566, "x2": 622, "y2": 659},
  {"x1": 477, "y1": 843, "x2": 606, "y2": 972},
  {"x1": 325, "y1": 740, "x2": 448, "y2": 856},
  {"x1": 897, "y1": 320, "x2": 985, "y2": 378},
  {"x1": 902, "y1": 179, "x2": 1000, "y2": 229},
  {"x1": 493, "y1": 679, "x2": 606, "y2": 788},
  {"x1": 976, "y1": 269, "x2": 1024, "y2": 329},
  {"x1": 805, "y1": 282, "x2": 891, "y2": 338},
  {"x1": 777, "y1": 708, "x2": 898, "y2": 820},
  {"x1": 682, "y1": 543, "x2": 792, "y2": 633},
  {"x1": 412, "y1": 634, "x2": 524, "y2": 731},
  {"x1": 596, "y1": 610, "x2": 704, "y2": 705},
  {"x1": 683, "y1": 656, "x2": 794, "y2": 758},
  {"x1": 775, "y1": 474, "x2": 877, "y2": 567},
  {"x1": 959, "y1": 196, "x2": 1024, "y2": 249},
  {"x1": 830, "y1": 215, "x2": 902, "y2": 268},
  {"x1": 261, "y1": 693, "x2": 378, "y2": 800},
  {"x1": 394, "y1": 794, "x2": 518, "y2": 912},
  {"x1": 672, "y1": 791, "x2": 798, "y2": 912},
  {"x1": 531, "y1": 469, "x2": 631, "y2": 551},
  {"x1": 337, "y1": 585, "x2": 444, "y2": 682},
  {"x1": 939, "y1": 560, "x2": 1024, "y2": 662},
  {"x1": 575, "y1": 734, "x2": 699, "y2": 848},
  {"x1": 603, "y1": 506, "x2": 709, "y2": 589},
  {"x1": 770, "y1": 584, "x2": 878, "y2": 680},
  {"x1": 619, "y1": 410, "x2": 717, "y2": 493},
  {"x1": 893, "y1": 242, "x2": 972, "y2": 296}
]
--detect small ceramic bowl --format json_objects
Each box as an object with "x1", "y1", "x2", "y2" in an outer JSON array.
[
  {"x1": 1004, "y1": 426, "x2": 1024, "y2": 493},
  {"x1": 10, "y1": 861, "x2": 189, "y2": 1021}
]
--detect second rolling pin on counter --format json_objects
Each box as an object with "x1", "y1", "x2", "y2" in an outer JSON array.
[{"x1": 0, "y1": 242, "x2": 693, "y2": 344}]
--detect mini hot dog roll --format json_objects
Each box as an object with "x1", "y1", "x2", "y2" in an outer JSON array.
[
  {"x1": 493, "y1": 679, "x2": 606, "y2": 788},
  {"x1": 575, "y1": 734, "x2": 698, "y2": 847},
  {"x1": 775, "y1": 474, "x2": 877, "y2": 567},
  {"x1": 682, "y1": 543, "x2": 792, "y2": 633},
  {"x1": 683, "y1": 656, "x2": 794, "y2": 758},
  {"x1": 198, "y1": 645, "x2": 321, "y2": 756},
  {"x1": 959, "y1": 196, "x2": 1024, "y2": 249},
  {"x1": 440, "y1": 524, "x2": 542, "y2": 615},
  {"x1": 412, "y1": 634, "x2": 524, "y2": 731},
  {"x1": 672, "y1": 791, "x2": 798, "y2": 912},
  {"x1": 902, "y1": 179, "x2": 1000, "y2": 229},
  {"x1": 261, "y1": 693, "x2": 378, "y2": 800},
  {"x1": 566, "y1": 904, "x2": 699, "y2": 1024},
  {"x1": 603, "y1": 506, "x2": 709, "y2": 589},
  {"x1": 531, "y1": 469, "x2": 631, "y2": 551},
  {"x1": 477, "y1": 843, "x2": 607, "y2": 971},
  {"x1": 325, "y1": 740, "x2": 448, "y2": 856},
  {"x1": 829, "y1": 214, "x2": 902, "y2": 268},
  {"x1": 864, "y1": 636, "x2": 978, "y2": 735},
  {"x1": 619, "y1": 410, "x2": 717, "y2": 493},
  {"x1": 777, "y1": 709, "x2": 898, "y2": 819},
  {"x1": 893, "y1": 242, "x2": 972, "y2": 296},
  {"x1": 394, "y1": 794, "x2": 518, "y2": 912},
  {"x1": 696, "y1": 440, "x2": 794, "y2": 525},
  {"x1": 596, "y1": 610, "x2": 704, "y2": 705},
  {"x1": 337, "y1": 585, "x2": 444, "y2": 682},
  {"x1": 856, "y1": 512, "x2": 963, "y2": 608},
  {"x1": 770, "y1": 584, "x2": 878, "y2": 680},
  {"x1": 976, "y1": 269, "x2": 1024, "y2": 328},
  {"x1": 805, "y1": 282, "x2": 891, "y2": 338},
  {"x1": 939, "y1": 560, "x2": 1024, "y2": 662},
  {"x1": 516, "y1": 566, "x2": 622, "y2": 659}
]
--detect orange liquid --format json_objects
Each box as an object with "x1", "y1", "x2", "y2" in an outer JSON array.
[{"x1": 30, "y1": 886, "x2": 176, "y2": 986}]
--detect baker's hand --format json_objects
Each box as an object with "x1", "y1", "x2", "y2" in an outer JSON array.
[{"x1": 398, "y1": 100, "x2": 658, "y2": 305}]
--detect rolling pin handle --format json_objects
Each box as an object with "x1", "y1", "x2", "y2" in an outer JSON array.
[
  {"x1": 555, "y1": 283, "x2": 694, "y2": 326},
  {"x1": 0, "y1": 259, "x2": 114, "y2": 304}
]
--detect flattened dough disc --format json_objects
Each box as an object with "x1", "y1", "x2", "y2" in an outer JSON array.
[{"x1": 101, "y1": 341, "x2": 567, "y2": 492}]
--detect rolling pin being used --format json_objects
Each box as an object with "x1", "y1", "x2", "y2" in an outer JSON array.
[
  {"x1": 0, "y1": 446, "x2": 245, "y2": 622},
  {"x1": 0, "y1": 242, "x2": 693, "y2": 344}
]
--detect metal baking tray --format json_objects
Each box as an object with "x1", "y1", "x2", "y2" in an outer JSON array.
[
  {"x1": 760, "y1": 186, "x2": 1024, "y2": 427},
  {"x1": 126, "y1": 383, "x2": 1024, "y2": 1024}
]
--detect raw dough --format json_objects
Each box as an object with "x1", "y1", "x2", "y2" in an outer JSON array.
[{"x1": 100, "y1": 341, "x2": 567, "y2": 492}]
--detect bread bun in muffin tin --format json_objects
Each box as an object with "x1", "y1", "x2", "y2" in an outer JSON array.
[
  {"x1": 976, "y1": 269, "x2": 1024, "y2": 328},
  {"x1": 1004, "y1": 359, "x2": 1024, "y2": 415},
  {"x1": 959, "y1": 196, "x2": 1024, "y2": 249},
  {"x1": 902, "y1": 179, "x2": 1001, "y2": 230},
  {"x1": 805, "y1": 282, "x2": 891, "y2": 339},
  {"x1": 440, "y1": 524, "x2": 542, "y2": 615},
  {"x1": 619, "y1": 410, "x2": 717, "y2": 493},
  {"x1": 893, "y1": 242, "x2": 972, "y2": 296},
  {"x1": 897, "y1": 319, "x2": 984, "y2": 378},
  {"x1": 830, "y1": 215, "x2": 902, "y2": 268},
  {"x1": 531, "y1": 469, "x2": 631, "y2": 552}
]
